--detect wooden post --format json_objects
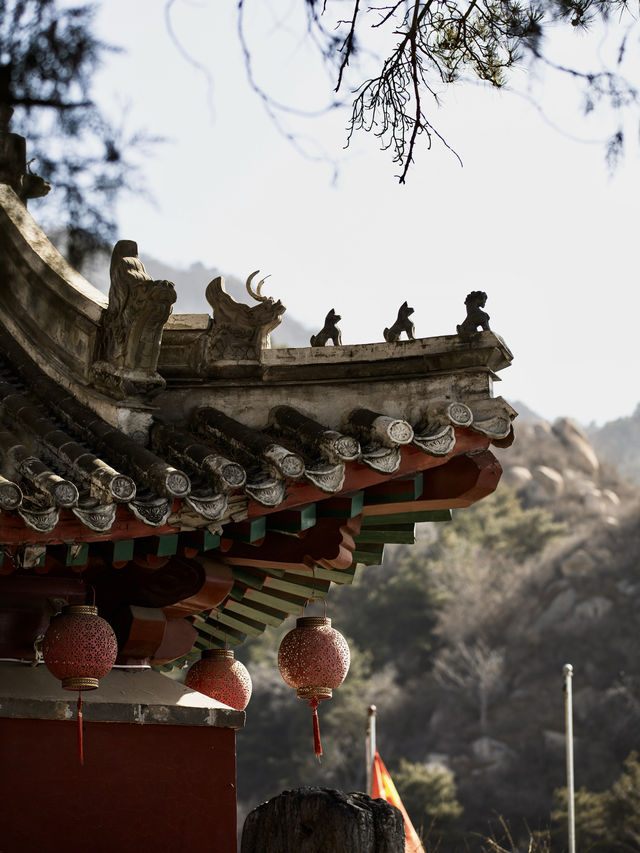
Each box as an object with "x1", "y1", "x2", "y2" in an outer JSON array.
[{"x1": 241, "y1": 787, "x2": 405, "y2": 853}]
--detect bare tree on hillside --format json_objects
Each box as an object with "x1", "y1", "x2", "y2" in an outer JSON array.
[{"x1": 435, "y1": 640, "x2": 505, "y2": 730}]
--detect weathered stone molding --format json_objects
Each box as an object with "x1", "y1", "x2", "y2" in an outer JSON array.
[{"x1": 0, "y1": 663, "x2": 244, "y2": 729}]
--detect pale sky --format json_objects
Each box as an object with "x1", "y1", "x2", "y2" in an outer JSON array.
[{"x1": 58, "y1": 1, "x2": 640, "y2": 427}]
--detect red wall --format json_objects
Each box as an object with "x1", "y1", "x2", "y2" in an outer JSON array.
[{"x1": 0, "y1": 718, "x2": 238, "y2": 853}]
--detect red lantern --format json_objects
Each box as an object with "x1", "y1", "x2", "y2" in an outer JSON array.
[
  {"x1": 43, "y1": 604, "x2": 118, "y2": 764},
  {"x1": 43, "y1": 605, "x2": 117, "y2": 689},
  {"x1": 277, "y1": 616, "x2": 350, "y2": 757},
  {"x1": 185, "y1": 649, "x2": 252, "y2": 711}
]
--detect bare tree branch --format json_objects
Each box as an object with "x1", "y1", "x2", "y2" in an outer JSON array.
[
  {"x1": 164, "y1": 0, "x2": 216, "y2": 119},
  {"x1": 233, "y1": 0, "x2": 638, "y2": 182}
]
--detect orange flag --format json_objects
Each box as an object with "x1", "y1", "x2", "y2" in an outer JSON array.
[{"x1": 371, "y1": 750, "x2": 426, "y2": 853}]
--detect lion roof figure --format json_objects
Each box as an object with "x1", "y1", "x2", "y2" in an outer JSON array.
[{"x1": 456, "y1": 290, "x2": 490, "y2": 336}]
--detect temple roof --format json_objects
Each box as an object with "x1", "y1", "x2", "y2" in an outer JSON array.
[
  {"x1": 0, "y1": 330, "x2": 514, "y2": 536},
  {"x1": 0, "y1": 152, "x2": 517, "y2": 666}
]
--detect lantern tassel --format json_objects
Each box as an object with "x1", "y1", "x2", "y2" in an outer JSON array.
[
  {"x1": 310, "y1": 697, "x2": 322, "y2": 760},
  {"x1": 77, "y1": 691, "x2": 84, "y2": 766}
]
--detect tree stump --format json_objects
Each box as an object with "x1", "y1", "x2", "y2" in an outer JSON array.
[{"x1": 241, "y1": 787, "x2": 406, "y2": 853}]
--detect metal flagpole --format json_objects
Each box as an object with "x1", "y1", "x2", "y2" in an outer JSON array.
[
  {"x1": 366, "y1": 704, "x2": 377, "y2": 796},
  {"x1": 563, "y1": 664, "x2": 576, "y2": 853}
]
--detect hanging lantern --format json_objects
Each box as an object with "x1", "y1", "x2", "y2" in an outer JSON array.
[
  {"x1": 185, "y1": 649, "x2": 252, "y2": 711},
  {"x1": 43, "y1": 604, "x2": 118, "y2": 764},
  {"x1": 277, "y1": 616, "x2": 350, "y2": 757}
]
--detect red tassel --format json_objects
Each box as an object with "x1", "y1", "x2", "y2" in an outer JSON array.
[
  {"x1": 77, "y1": 692, "x2": 84, "y2": 766},
  {"x1": 309, "y1": 697, "x2": 322, "y2": 759}
]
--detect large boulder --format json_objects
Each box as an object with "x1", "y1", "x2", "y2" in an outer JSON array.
[
  {"x1": 552, "y1": 418, "x2": 600, "y2": 475},
  {"x1": 501, "y1": 465, "x2": 533, "y2": 491},
  {"x1": 531, "y1": 465, "x2": 565, "y2": 498}
]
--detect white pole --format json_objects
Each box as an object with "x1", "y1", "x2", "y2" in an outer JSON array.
[
  {"x1": 563, "y1": 664, "x2": 576, "y2": 853},
  {"x1": 366, "y1": 704, "x2": 377, "y2": 796}
]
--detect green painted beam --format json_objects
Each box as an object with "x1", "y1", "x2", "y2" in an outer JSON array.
[
  {"x1": 245, "y1": 586, "x2": 308, "y2": 615},
  {"x1": 194, "y1": 627, "x2": 245, "y2": 648},
  {"x1": 354, "y1": 523, "x2": 416, "y2": 544},
  {"x1": 363, "y1": 474, "x2": 423, "y2": 505},
  {"x1": 183, "y1": 529, "x2": 221, "y2": 552},
  {"x1": 351, "y1": 543, "x2": 385, "y2": 565},
  {"x1": 267, "y1": 504, "x2": 317, "y2": 534},
  {"x1": 264, "y1": 572, "x2": 330, "y2": 599},
  {"x1": 216, "y1": 610, "x2": 266, "y2": 637},
  {"x1": 222, "y1": 517, "x2": 266, "y2": 544},
  {"x1": 193, "y1": 618, "x2": 247, "y2": 644},
  {"x1": 194, "y1": 636, "x2": 226, "y2": 651},
  {"x1": 230, "y1": 566, "x2": 264, "y2": 590},
  {"x1": 226, "y1": 599, "x2": 288, "y2": 627},
  {"x1": 138, "y1": 534, "x2": 179, "y2": 557},
  {"x1": 313, "y1": 565, "x2": 357, "y2": 584},
  {"x1": 228, "y1": 585, "x2": 245, "y2": 601},
  {"x1": 99, "y1": 538, "x2": 134, "y2": 565},
  {"x1": 282, "y1": 563, "x2": 357, "y2": 584},
  {"x1": 360, "y1": 509, "x2": 452, "y2": 526},
  {"x1": 316, "y1": 491, "x2": 364, "y2": 519},
  {"x1": 65, "y1": 543, "x2": 89, "y2": 567}
]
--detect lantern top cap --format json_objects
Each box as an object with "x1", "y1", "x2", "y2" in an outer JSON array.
[
  {"x1": 202, "y1": 648, "x2": 235, "y2": 660},
  {"x1": 61, "y1": 604, "x2": 99, "y2": 617},
  {"x1": 296, "y1": 616, "x2": 331, "y2": 628}
]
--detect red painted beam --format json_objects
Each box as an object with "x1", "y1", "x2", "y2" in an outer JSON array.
[
  {"x1": 361, "y1": 450, "x2": 502, "y2": 517},
  {"x1": 222, "y1": 516, "x2": 361, "y2": 573},
  {"x1": 246, "y1": 428, "x2": 490, "y2": 518}
]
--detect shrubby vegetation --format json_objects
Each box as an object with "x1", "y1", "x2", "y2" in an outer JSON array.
[
  {"x1": 553, "y1": 752, "x2": 640, "y2": 851},
  {"x1": 392, "y1": 759, "x2": 464, "y2": 846}
]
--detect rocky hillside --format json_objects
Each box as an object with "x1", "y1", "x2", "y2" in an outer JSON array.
[
  {"x1": 413, "y1": 413, "x2": 640, "y2": 841},
  {"x1": 497, "y1": 412, "x2": 635, "y2": 521},
  {"x1": 587, "y1": 403, "x2": 640, "y2": 486}
]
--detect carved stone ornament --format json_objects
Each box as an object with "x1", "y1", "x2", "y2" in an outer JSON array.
[
  {"x1": 0, "y1": 476, "x2": 22, "y2": 509},
  {"x1": 383, "y1": 301, "x2": 415, "y2": 342},
  {"x1": 468, "y1": 397, "x2": 516, "y2": 440},
  {"x1": 191, "y1": 271, "x2": 285, "y2": 371},
  {"x1": 472, "y1": 416, "x2": 512, "y2": 439},
  {"x1": 244, "y1": 477, "x2": 286, "y2": 508},
  {"x1": 310, "y1": 309, "x2": 342, "y2": 347},
  {"x1": 0, "y1": 103, "x2": 51, "y2": 202},
  {"x1": 447, "y1": 402, "x2": 474, "y2": 427},
  {"x1": 18, "y1": 505, "x2": 60, "y2": 533},
  {"x1": 19, "y1": 159, "x2": 51, "y2": 202},
  {"x1": 72, "y1": 503, "x2": 117, "y2": 533},
  {"x1": 361, "y1": 446, "x2": 402, "y2": 475},
  {"x1": 456, "y1": 291, "x2": 490, "y2": 336},
  {"x1": 323, "y1": 433, "x2": 360, "y2": 462},
  {"x1": 346, "y1": 410, "x2": 413, "y2": 449},
  {"x1": 92, "y1": 240, "x2": 177, "y2": 398},
  {"x1": 128, "y1": 497, "x2": 173, "y2": 527},
  {"x1": 185, "y1": 493, "x2": 228, "y2": 522},
  {"x1": 263, "y1": 445, "x2": 305, "y2": 480},
  {"x1": 303, "y1": 463, "x2": 346, "y2": 494},
  {"x1": 413, "y1": 424, "x2": 456, "y2": 456}
]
